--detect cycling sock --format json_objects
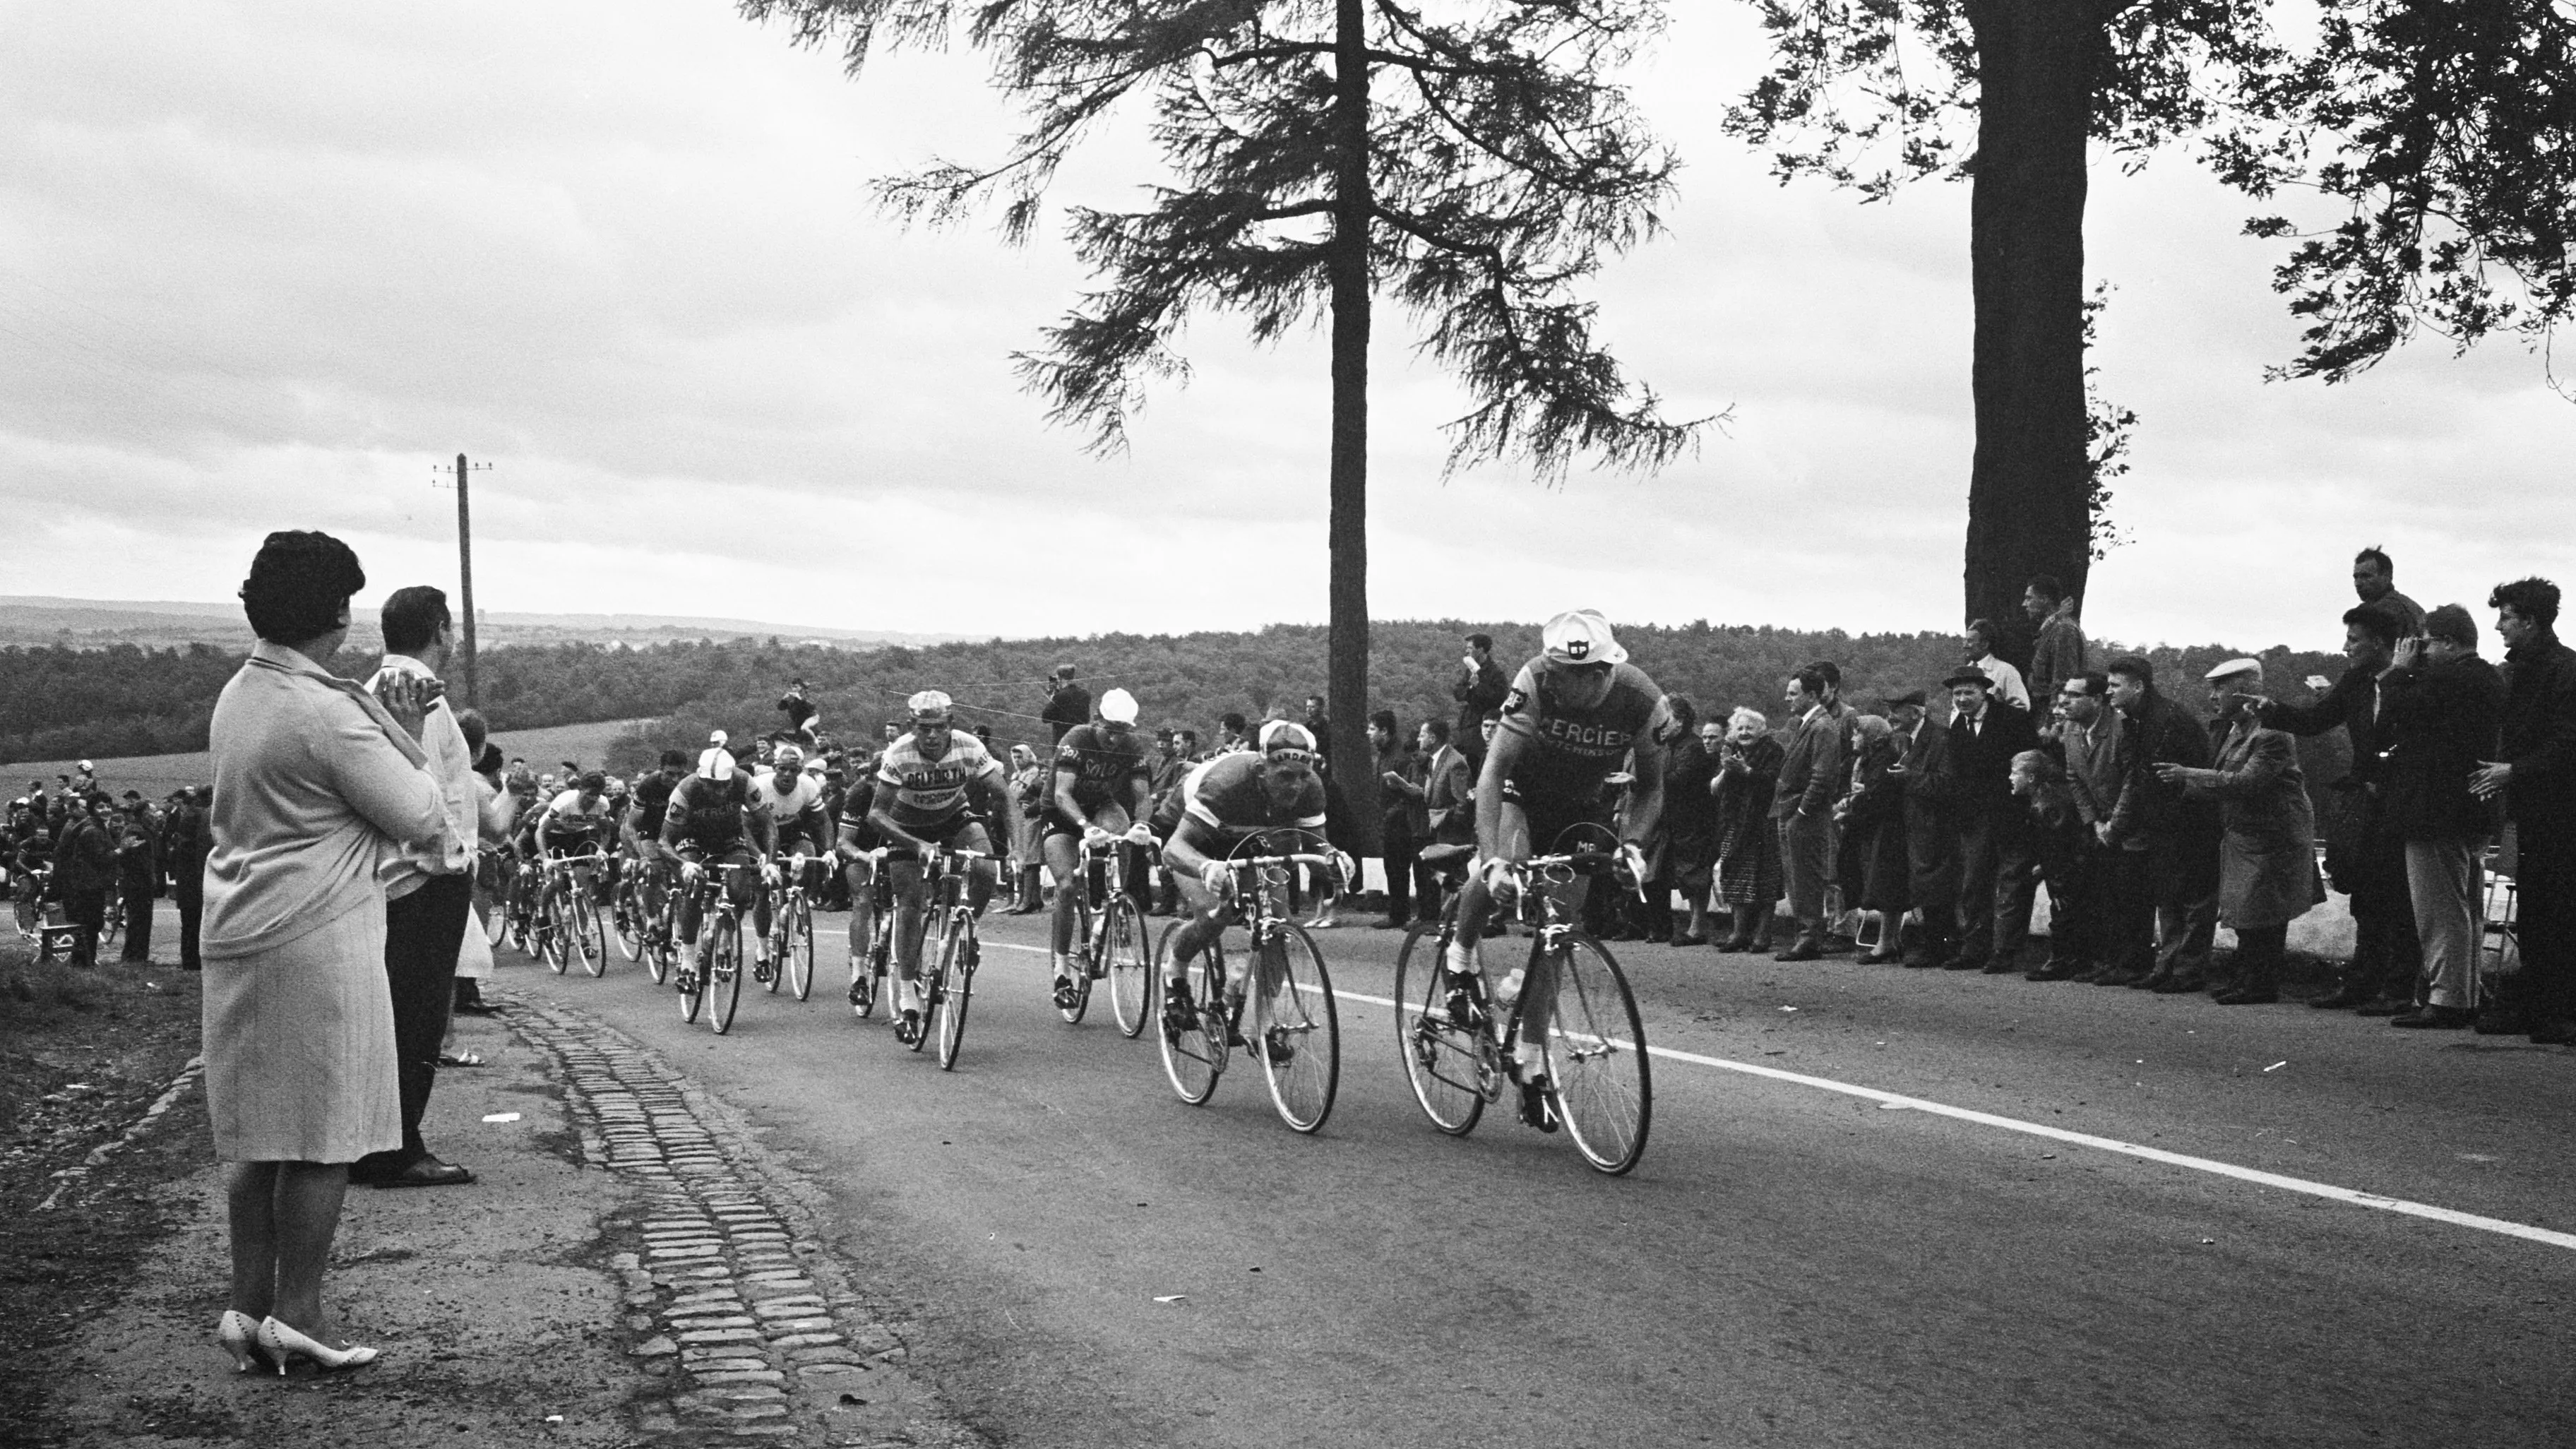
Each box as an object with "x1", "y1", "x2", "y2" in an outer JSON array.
[
  {"x1": 1513, "y1": 1038, "x2": 1546, "y2": 1074},
  {"x1": 1443, "y1": 937, "x2": 1479, "y2": 977},
  {"x1": 1051, "y1": 951, "x2": 1073, "y2": 981},
  {"x1": 895, "y1": 978, "x2": 924, "y2": 1013}
]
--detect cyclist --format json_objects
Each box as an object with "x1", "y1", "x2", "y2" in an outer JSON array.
[
  {"x1": 655, "y1": 732, "x2": 776, "y2": 995},
  {"x1": 1446, "y1": 609, "x2": 1669, "y2": 1131},
  {"x1": 750, "y1": 741, "x2": 835, "y2": 945},
  {"x1": 833, "y1": 755, "x2": 884, "y2": 996},
  {"x1": 1153, "y1": 721, "x2": 1332, "y2": 1043},
  {"x1": 523, "y1": 770, "x2": 618, "y2": 871},
  {"x1": 622, "y1": 749, "x2": 692, "y2": 941},
  {"x1": 1041, "y1": 686, "x2": 1156, "y2": 1008},
  {"x1": 866, "y1": 691, "x2": 1009, "y2": 1045}
]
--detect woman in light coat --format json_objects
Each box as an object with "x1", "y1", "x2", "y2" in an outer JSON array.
[{"x1": 203, "y1": 532, "x2": 451, "y2": 1375}]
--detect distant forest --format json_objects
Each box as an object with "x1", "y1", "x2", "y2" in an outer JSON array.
[{"x1": 0, "y1": 622, "x2": 2349, "y2": 783}]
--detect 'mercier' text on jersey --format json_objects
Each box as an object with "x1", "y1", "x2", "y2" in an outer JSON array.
[
  {"x1": 1497, "y1": 657, "x2": 1666, "y2": 801},
  {"x1": 1052, "y1": 724, "x2": 1150, "y2": 812},
  {"x1": 874, "y1": 732, "x2": 1002, "y2": 830}
]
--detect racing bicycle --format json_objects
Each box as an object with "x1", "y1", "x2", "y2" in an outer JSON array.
[{"x1": 1154, "y1": 833, "x2": 1342, "y2": 1134}]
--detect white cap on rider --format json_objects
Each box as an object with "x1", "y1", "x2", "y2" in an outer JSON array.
[
  {"x1": 906, "y1": 690, "x2": 953, "y2": 723},
  {"x1": 1258, "y1": 720, "x2": 1318, "y2": 759},
  {"x1": 696, "y1": 745, "x2": 737, "y2": 782},
  {"x1": 1099, "y1": 688, "x2": 1138, "y2": 725},
  {"x1": 1541, "y1": 609, "x2": 1627, "y2": 666}
]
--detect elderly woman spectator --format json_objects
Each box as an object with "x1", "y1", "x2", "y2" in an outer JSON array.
[
  {"x1": 1711, "y1": 708, "x2": 1786, "y2": 953},
  {"x1": 2158, "y1": 660, "x2": 2321, "y2": 1006},
  {"x1": 1837, "y1": 712, "x2": 1912, "y2": 962},
  {"x1": 1651, "y1": 697, "x2": 1719, "y2": 946},
  {"x1": 1004, "y1": 744, "x2": 1047, "y2": 913},
  {"x1": 202, "y1": 531, "x2": 451, "y2": 1375}
]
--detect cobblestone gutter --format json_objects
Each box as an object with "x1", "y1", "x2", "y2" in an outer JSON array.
[{"x1": 503, "y1": 992, "x2": 986, "y2": 1449}]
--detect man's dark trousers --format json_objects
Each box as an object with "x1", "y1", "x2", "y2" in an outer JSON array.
[
  {"x1": 1382, "y1": 830, "x2": 1432, "y2": 925},
  {"x1": 357, "y1": 873, "x2": 474, "y2": 1178},
  {"x1": 119, "y1": 877, "x2": 154, "y2": 961},
  {"x1": 174, "y1": 876, "x2": 204, "y2": 970},
  {"x1": 61, "y1": 887, "x2": 107, "y2": 967}
]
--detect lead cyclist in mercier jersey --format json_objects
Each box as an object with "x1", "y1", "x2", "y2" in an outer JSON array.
[{"x1": 1441, "y1": 609, "x2": 1666, "y2": 1131}]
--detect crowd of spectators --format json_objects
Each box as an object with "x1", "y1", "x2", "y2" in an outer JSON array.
[{"x1": 4, "y1": 765, "x2": 213, "y2": 969}]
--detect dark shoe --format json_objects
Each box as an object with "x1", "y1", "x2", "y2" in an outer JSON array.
[
  {"x1": 1979, "y1": 955, "x2": 2019, "y2": 975},
  {"x1": 2390, "y1": 1005, "x2": 2474, "y2": 1030},
  {"x1": 1900, "y1": 950, "x2": 1944, "y2": 969},
  {"x1": 2354, "y1": 996, "x2": 2414, "y2": 1018},
  {"x1": 1860, "y1": 948, "x2": 1904, "y2": 965},
  {"x1": 1712, "y1": 936, "x2": 1750, "y2": 953},
  {"x1": 370, "y1": 1156, "x2": 474, "y2": 1189},
  {"x1": 1051, "y1": 975, "x2": 1080, "y2": 1010},
  {"x1": 1159, "y1": 981, "x2": 1196, "y2": 1038},
  {"x1": 2532, "y1": 1019, "x2": 2576, "y2": 1046},
  {"x1": 892, "y1": 1008, "x2": 924, "y2": 1046},
  {"x1": 1670, "y1": 931, "x2": 1710, "y2": 948},
  {"x1": 2025, "y1": 960, "x2": 2084, "y2": 982},
  {"x1": 452, "y1": 1000, "x2": 503, "y2": 1017},
  {"x1": 2310, "y1": 981, "x2": 2376, "y2": 1010},
  {"x1": 2214, "y1": 985, "x2": 2280, "y2": 1006},
  {"x1": 1517, "y1": 1075, "x2": 1561, "y2": 1133},
  {"x1": 1822, "y1": 933, "x2": 1858, "y2": 954},
  {"x1": 2474, "y1": 1006, "x2": 2534, "y2": 1036},
  {"x1": 1774, "y1": 941, "x2": 1824, "y2": 962},
  {"x1": 1374, "y1": 917, "x2": 1409, "y2": 931},
  {"x1": 2151, "y1": 973, "x2": 2206, "y2": 995},
  {"x1": 1940, "y1": 954, "x2": 1984, "y2": 971},
  {"x1": 2109, "y1": 968, "x2": 2158, "y2": 989}
]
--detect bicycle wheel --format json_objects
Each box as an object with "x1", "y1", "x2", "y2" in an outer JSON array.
[
  {"x1": 1157, "y1": 931, "x2": 1225, "y2": 1105},
  {"x1": 1544, "y1": 934, "x2": 1652, "y2": 1176},
  {"x1": 1251, "y1": 923, "x2": 1339, "y2": 1134},
  {"x1": 676, "y1": 934, "x2": 704, "y2": 1024},
  {"x1": 933, "y1": 913, "x2": 974, "y2": 1071},
  {"x1": 708, "y1": 914, "x2": 744, "y2": 1035},
  {"x1": 643, "y1": 898, "x2": 673, "y2": 985},
  {"x1": 573, "y1": 890, "x2": 607, "y2": 977},
  {"x1": 13, "y1": 892, "x2": 39, "y2": 938},
  {"x1": 1058, "y1": 902, "x2": 1094, "y2": 1025},
  {"x1": 1107, "y1": 900, "x2": 1153, "y2": 1039},
  {"x1": 482, "y1": 891, "x2": 508, "y2": 948},
  {"x1": 542, "y1": 889, "x2": 571, "y2": 974},
  {"x1": 1393, "y1": 919, "x2": 1486, "y2": 1136},
  {"x1": 760, "y1": 899, "x2": 785, "y2": 995},
  {"x1": 613, "y1": 879, "x2": 643, "y2": 961},
  {"x1": 786, "y1": 897, "x2": 814, "y2": 1001}
]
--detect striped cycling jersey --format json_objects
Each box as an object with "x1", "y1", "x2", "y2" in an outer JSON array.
[
  {"x1": 749, "y1": 770, "x2": 830, "y2": 852},
  {"x1": 873, "y1": 732, "x2": 1002, "y2": 831},
  {"x1": 1496, "y1": 656, "x2": 1667, "y2": 804}
]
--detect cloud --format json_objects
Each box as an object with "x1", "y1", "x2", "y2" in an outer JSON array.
[{"x1": 1, "y1": 0, "x2": 2572, "y2": 655}]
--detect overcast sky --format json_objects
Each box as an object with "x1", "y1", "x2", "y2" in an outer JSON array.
[{"x1": 4, "y1": 1, "x2": 2571, "y2": 655}]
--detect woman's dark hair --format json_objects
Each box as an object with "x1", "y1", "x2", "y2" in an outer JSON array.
[
  {"x1": 1664, "y1": 693, "x2": 1698, "y2": 736},
  {"x1": 240, "y1": 530, "x2": 364, "y2": 644}
]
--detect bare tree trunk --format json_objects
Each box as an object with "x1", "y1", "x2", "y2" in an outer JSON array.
[
  {"x1": 1328, "y1": 0, "x2": 1379, "y2": 854},
  {"x1": 1962, "y1": 0, "x2": 2099, "y2": 669}
]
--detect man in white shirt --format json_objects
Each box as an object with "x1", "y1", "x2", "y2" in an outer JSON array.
[
  {"x1": 1964, "y1": 618, "x2": 2032, "y2": 712},
  {"x1": 353, "y1": 585, "x2": 481, "y2": 1191}
]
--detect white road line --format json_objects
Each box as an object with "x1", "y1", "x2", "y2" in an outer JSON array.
[{"x1": 993, "y1": 939, "x2": 2576, "y2": 1253}]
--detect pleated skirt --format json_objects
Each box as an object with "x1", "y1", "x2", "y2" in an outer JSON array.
[{"x1": 201, "y1": 901, "x2": 399, "y2": 1164}]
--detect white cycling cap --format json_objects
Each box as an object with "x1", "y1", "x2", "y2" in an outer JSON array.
[
  {"x1": 1099, "y1": 688, "x2": 1139, "y2": 725},
  {"x1": 907, "y1": 690, "x2": 954, "y2": 722},
  {"x1": 1258, "y1": 720, "x2": 1318, "y2": 759},
  {"x1": 696, "y1": 745, "x2": 737, "y2": 782},
  {"x1": 708, "y1": 729, "x2": 729, "y2": 747},
  {"x1": 1541, "y1": 609, "x2": 1627, "y2": 666}
]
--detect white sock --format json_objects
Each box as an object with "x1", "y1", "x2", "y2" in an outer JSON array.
[
  {"x1": 1514, "y1": 1038, "x2": 1547, "y2": 1075},
  {"x1": 896, "y1": 979, "x2": 923, "y2": 1013},
  {"x1": 1443, "y1": 937, "x2": 1479, "y2": 977},
  {"x1": 679, "y1": 942, "x2": 698, "y2": 974},
  {"x1": 1051, "y1": 951, "x2": 1072, "y2": 980}
]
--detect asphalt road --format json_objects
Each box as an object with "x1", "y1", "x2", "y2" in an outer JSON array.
[{"x1": 505, "y1": 907, "x2": 2576, "y2": 1449}]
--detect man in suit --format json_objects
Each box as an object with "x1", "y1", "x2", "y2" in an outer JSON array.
[
  {"x1": 1416, "y1": 718, "x2": 1475, "y2": 914},
  {"x1": 1941, "y1": 669, "x2": 2039, "y2": 972},
  {"x1": 2259, "y1": 604, "x2": 2417, "y2": 1010},
  {"x1": 1770, "y1": 665, "x2": 1844, "y2": 960},
  {"x1": 1885, "y1": 690, "x2": 1961, "y2": 968},
  {"x1": 54, "y1": 794, "x2": 117, "y2": 968},
  {"x1": 2378, "y1": 604, "x2": 2505, "y2": 1028},
  {"x1": 2471, "y1": 577, "x2": 2576, "y2": 1043}
]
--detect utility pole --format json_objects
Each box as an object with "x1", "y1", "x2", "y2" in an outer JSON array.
[{"x1": 433, "y1": 454, "x2": 491, "y2": 705}]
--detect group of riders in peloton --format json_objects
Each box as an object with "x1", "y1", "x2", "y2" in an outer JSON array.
[{"x1": 497, "y1": 609, "x2": 1664, "y2": 1132}]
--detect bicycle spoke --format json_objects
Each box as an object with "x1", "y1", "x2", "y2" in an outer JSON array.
[
  {"x1": 1253, "y1": 923, "x2": 1339, "y2": 1133},
  {"x1": 1546, "y1": 936, "x2": 1651, "y2": 1175},
  {"x1": 1393, "y1": 919, "x2": 1488, "y2": 1136}
]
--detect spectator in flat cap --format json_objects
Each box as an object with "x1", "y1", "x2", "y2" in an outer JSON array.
[
  {"x1": 2159, "y1": 660, "x2": 2322, "y2": 1005},
  {"x1": 1941, "y1": 668, "x2": 2039, "y2": 972},
  {"x1": 1883, "y1": 689, "x2": 1962, "y2": 968},
  {"x1": 2259, "y1": 604, "x2": 2420, "y2": 1012},
  {"x1": 2378, "y1": 605, "x2": 2505, "y2": 1028}
]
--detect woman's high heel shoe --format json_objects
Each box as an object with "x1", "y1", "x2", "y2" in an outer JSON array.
[
  {"x1": 215, "y1": 1310, "x2": 273, "y2": 1373},
  {"x1": 255, "y1": 1316, "x2": 378, "y2": 1374}
]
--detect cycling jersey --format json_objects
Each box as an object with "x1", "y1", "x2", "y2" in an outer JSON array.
[
  {"x1": 750, "y1": 770, "x2": 831, "y2": 855},
  {"x1": 1051, "y1": 724, "x2": 1150, "y2": 812},
  {"x1": 538, "y1": 789, "x2": 616, "y2": 853},
  {"x1": 660, "y1": 775, "x2": 756, "y2": 854},
  {"x1": 873, "y1": 732, "x2": 1003, "y2": 832},
  {"x1": 1496, "y1": 656, "x2": 1666, "y2": 804},
  {"x1": 1166, "y1": 751, "x2": 1327, "y2": 842},
  {"x1": 628, "y1": 770, "x2": 679, "y2": 838}
]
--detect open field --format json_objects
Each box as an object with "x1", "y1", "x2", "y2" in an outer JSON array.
[{"x1": 6, "y1": 717, "x2": 650, "y2": 799}]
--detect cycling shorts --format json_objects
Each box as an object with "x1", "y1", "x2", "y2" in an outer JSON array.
[
  {"x1": 1497, "y1": 778, "x2": 1614, "y2": 858},
  {"x1": 1042, "y1": 801, "x2": 1133, "y2": 843}
]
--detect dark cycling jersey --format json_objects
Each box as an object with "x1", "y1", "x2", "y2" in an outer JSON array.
[
  {"x1": 660, "y1": 775, "x2": 756, "y2": 854},
  {"x1": 629, "y1": 770, "x2": 679, "y2": 838},
  {"x1": 1160, "y1": 751, "x2": 1327, "y2": 846},
  {"x1": 1049, "y1": 723, "x2": 1150, "y2": 821},
  {"x1": 1494, "y1": 656, "x2": 1666, "y2": 805}
]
